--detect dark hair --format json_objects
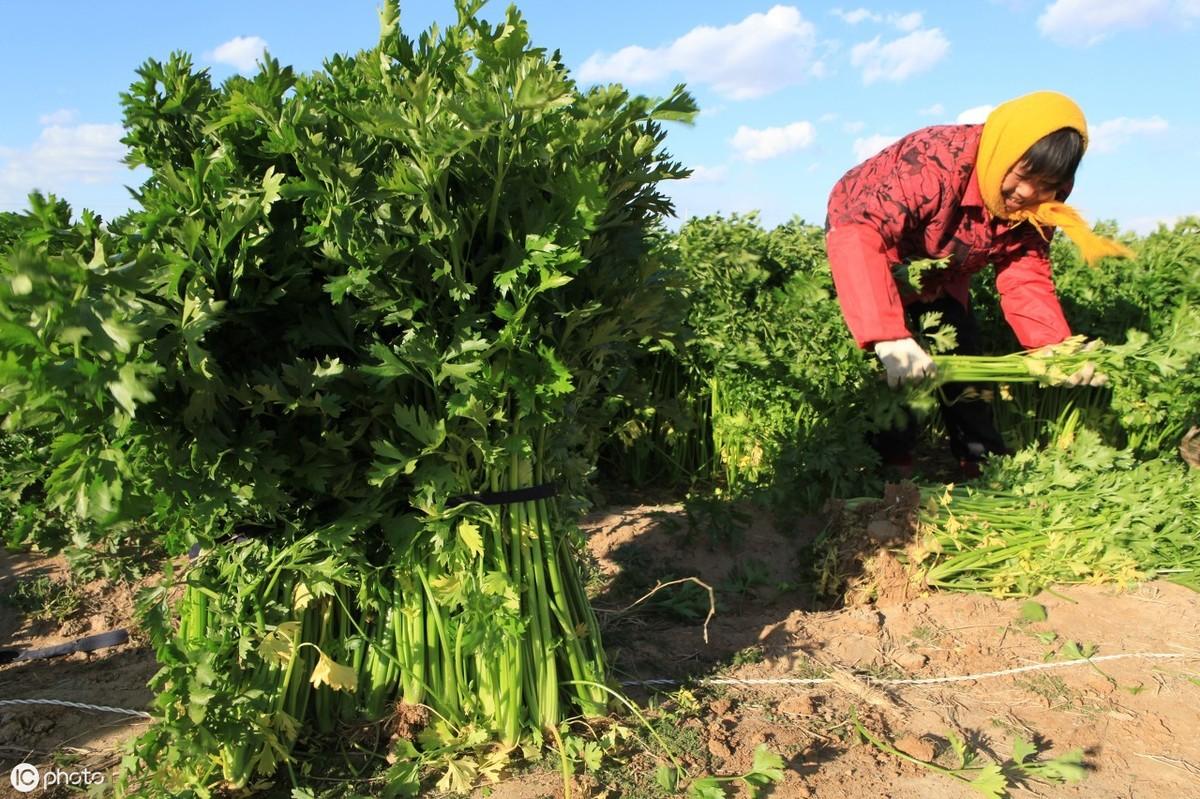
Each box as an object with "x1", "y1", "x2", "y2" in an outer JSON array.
[{"x1": 1019, "y1": 128, "x2": 1084, "y2": 190}]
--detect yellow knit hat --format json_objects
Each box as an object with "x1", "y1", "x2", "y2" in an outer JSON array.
[{"x1": 977, "y1": 90, "x2": 1133, "y2": 264}]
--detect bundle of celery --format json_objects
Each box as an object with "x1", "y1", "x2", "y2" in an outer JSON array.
[
  {"x1": 931, "y1": 334, "x2": 1113, "y2": 387},
  {"x1": 0, "y1": 2, "x2": 696, "y2": 795},
  {"x1": 914, "y1": 431, "x2": 1200, "y2": 597},
  {"x1": 924, "y1": 308, "x2": 1200, "y2": 456}
]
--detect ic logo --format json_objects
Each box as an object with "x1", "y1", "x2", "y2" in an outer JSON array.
[{"x1": 10, "y1": 762, "x2": 39, "y2": 793}]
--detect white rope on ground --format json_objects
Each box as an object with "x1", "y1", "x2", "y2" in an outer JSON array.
[
  {"x1": 2, "y1": 653, "x2": 1194, "y2": 717},
  {"x1": 0, "y1": 698, "x2": 152, "y2": 718},
  {"x1": 621, "y1": 652, "x2": 1198, "y2": 688}
]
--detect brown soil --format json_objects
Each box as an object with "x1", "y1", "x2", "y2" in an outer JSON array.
[
  {"x1": 1181, "y1": 426, "x2": 1200, "y2": 468},
  {"x1": 1, "y1": 499, "x2": 1198, "y2": 799},
  {"x1": 527, "y1": 498, "x2": 1199, "y2": 799},
  {"x1": 0, "y1": 550, "x2": 158, "y2": 798}
]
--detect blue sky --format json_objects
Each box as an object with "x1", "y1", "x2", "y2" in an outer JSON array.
[{"x1": 1, "y1": 1, "x2": 1197, "y2": 233}]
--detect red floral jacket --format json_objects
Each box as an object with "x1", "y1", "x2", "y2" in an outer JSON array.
[{"x1": 825, "y1": 124, "x2": 1071, "y2": 350}]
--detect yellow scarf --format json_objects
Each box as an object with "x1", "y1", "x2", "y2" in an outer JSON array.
[{"x1": 977, "y1": 90, "x2": 1133, "y2": 265}]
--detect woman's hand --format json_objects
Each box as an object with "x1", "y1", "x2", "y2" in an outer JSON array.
[
  {"x1": 1034, "y1": 337, "x2": 1109, "y2": 387},
  {"x1": 874, "y1": 337, "x2": 936, "y2": 388}
]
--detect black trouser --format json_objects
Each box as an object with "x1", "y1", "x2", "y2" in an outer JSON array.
[{"x1": 869, "y1": 297, "x2": 1009, "y2": 463}]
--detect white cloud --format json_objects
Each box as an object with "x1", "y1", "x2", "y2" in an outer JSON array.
[
  {"x1": 833, "y1": 7, "x2": 881, "y2": 24},
  {"x1": 0, "y1": 120, "x2": 128, "y2": 209},
  {"x1": 919, "y1": 102, "x2": 945, "y2": 116},
  {"x1": 832, "y1": 8, "x2": 924, "y2": 29},
  {"x1": 38, "y1": 109, "x2": 78, "y2": 126},
  {"x1": 889, "y1": 12, "x2": 924, "y2": 31},
  {"x1": 853, "y1": 134, "x2": 901, "y2": 161},
  {"x1": 1037, "y1": 0, "x2": 1198, "y2": 46},
  {"x1": 731, "y1": 121, "x2": 817, "y2": 161},
  {"x1": 851, "y1": 28, "x2": 950, "y2": 84},
  {"x1": 1088, "y1": 116, "x2": 1169, "y2": 154},
  {"x1": 842, "y1": 120, "x2": 866, "y2": 134},
  {"x1": 956, "y1": 104, "x2": 994, "y2": 124},
  {"x1": 206, "y1": 35, "x2": 268, "y2": 72},
  {"x1": 819, "y1": 112, "x2": 839, "y2": 124},
  {"x1": 579, "y1": 6, "x2": 823, "y2": 100},
  {"x1": 686, "y1": 164, "x2": 729, "y2": 183}
]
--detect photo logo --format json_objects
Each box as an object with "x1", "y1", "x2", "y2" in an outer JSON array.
[
  {"x1": 10, "y1": 763, "x2": 39, "y2": 793},
  {"x1": 8, "y1": 762, "x2": 105, "y2": 792}
]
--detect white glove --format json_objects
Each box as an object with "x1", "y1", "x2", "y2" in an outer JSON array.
[{"x1": 874, "y1": 337, "x2": 936, "y2": 388}]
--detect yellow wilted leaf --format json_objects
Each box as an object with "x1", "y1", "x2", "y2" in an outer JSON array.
[
  {"x1": 259, "y1": 620, "x2": 302, "y2": 665},
  {"x1": 436, "y1": 757, "x2": 478, "y2": 794},
  {"x1": 429, "y1": 573, "x2": 467, "y2": 607},
  {"x1": 478, "y1": 748, "x2": 513, "y2": 783},
  {"x1": 481, "y1": 571, "x2": 520, "y2": 612},
  {"x1": 260, "y1": 635, "x2": 292, "y2": 665},
  {"x1": 310, "y1": 649, "x2": 358, "y2": 693},
  {"x1": 293, "y1": 582, "x2": 313, "y2": 611},
  {"x1": 272, "y1": 710, "x2": 300, "y2": 739},
  {"x1": 458, "y1": 520, "x2": 484, "y2": 557}
]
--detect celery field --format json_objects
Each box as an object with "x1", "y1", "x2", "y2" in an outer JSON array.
[{"x1": 1, "y1": 2, "x2": 1197, "y2": 797}]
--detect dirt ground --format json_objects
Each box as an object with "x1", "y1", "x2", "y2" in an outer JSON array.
[
  {"x1": 569, "y1": 499, "x2": 1200, "y2": 799},
  {"x1": 0, "y1": 497, "x2": 1197, "y2": 799},
  {"x1": 0, "y1": 550, "x2": 157, "y2": 799}
]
